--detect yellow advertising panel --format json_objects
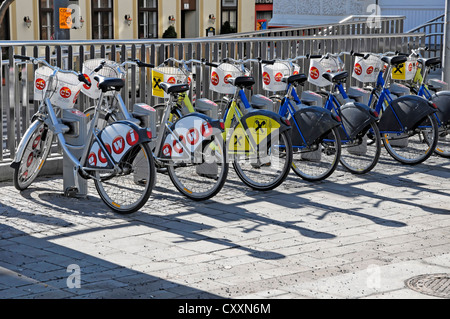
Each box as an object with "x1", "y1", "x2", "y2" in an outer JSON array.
[
  {"x1": 152, "y1": 70, "x2": 165, "y2": 98},
  {"x1": 245, "y1": 115, "x2": 281, "y2": 145}
]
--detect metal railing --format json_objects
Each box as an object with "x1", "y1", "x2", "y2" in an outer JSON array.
[
  {"x1": 408, "y1": 14, "x2": 445, "y2": 58},
  {"x1": 0, "y1": 32, "x2": 425, "y2": 169},
  {"x1": 215, "y1": 15, "x2": 405, "y2": 38}
]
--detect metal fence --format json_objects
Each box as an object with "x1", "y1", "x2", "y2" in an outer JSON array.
[
  {"x1": 408, "y1": 14, "x2": 445, "y2": 58},
  {"x1": 0, "y1": 32, "x2": 426, "y2": 166}
]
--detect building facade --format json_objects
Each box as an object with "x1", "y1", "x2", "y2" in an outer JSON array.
[{"x1": 2, "y1": 0, "x2": 256, "y2": 41}]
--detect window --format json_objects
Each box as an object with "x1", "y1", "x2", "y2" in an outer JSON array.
[
  {"x1": 39, "y1": 0, "x2": 54, "y2": 40},
  {"x1": 138, "y1": 0, "x2": 158, "y2": 39},
  {"x1": 92, "y1": 0, "x2": 114, "y2": 39},
  {"x1": 221, "y1": 0, "x2": 238, "y2": 34}
]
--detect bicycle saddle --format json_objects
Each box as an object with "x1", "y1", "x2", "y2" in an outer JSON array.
[
  {"x1": 418, "y1": 57, "x2": 441, "y2": 68},
  {"x1": 381, "y1": 55, "x2": 407, "y2": 66},
  {"x1": 282, "y1": 73, "x2": 308, "y2": 85},
  {"x1": 227, "y1": 76, "x2": 255, "y2": 88},
  {"x1": 159, "y1": 82, "x2": 190, "y2": 95},
  {"x1": 322, "y1": 71, "x2": 348, "y2": 83},
  {"x1": 94, "y1": 75, "x2": 125, "y2": 92}
]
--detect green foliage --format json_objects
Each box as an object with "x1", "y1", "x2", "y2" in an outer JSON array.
[{"x1": 162, "y1": 25, "x2": 177, "y2": 38}]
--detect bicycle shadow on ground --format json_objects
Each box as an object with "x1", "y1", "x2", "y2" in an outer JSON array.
[{"x1": 0, "y1": 224, "x2": 223, "y2": 299}]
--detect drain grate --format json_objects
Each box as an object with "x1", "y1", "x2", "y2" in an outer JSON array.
[{"x1": 405, "y1": 274, "x2": 450, "y2": 299}]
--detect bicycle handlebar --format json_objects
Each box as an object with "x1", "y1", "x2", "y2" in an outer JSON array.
[{"x1": 14, "y1": 55, "x2": 91, "y2": 87}]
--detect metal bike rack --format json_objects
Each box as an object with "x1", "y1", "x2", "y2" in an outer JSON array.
[{"x1": 61, "y1": 108, "x2": 89, "y2": 198}]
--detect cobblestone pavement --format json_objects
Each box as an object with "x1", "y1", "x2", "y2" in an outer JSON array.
[{"x1": 1, "y1": 149, "x2": 450, "y2": 299}]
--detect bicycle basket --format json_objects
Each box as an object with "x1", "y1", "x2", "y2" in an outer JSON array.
[
  {"x1": 391, "y1": 56, "x2": 418, "y2": 81},
  {"x1": 261, "y1": 61, "x2": 291, "y2": 92},
  {"x1": 210, "y1": 62, "x2": 248, "y2": 95},
  {"x1": 352, "y1": 54, "x2": 384, "y2": 83},
  {"x1": 152, "y1": 66, "x2": 192, "y2": 98},
  {"x1": 34, "y1": 66, "x2": 82, "y2": 109},
  {"x1": 82, "y1": 59, "x2": 125, "y2": 99},
  {"x1": 308, "y1": 56, "x2": 344, "y2": 87}
]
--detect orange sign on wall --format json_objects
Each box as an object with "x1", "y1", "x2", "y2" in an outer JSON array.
[{"x1": 59, "y1": 8, "x2": 72, "y2": 29}]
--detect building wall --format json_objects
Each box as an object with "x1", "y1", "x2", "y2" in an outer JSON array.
[{"x1": 6, "y1": 0, "x2": 255, "y2": 41}]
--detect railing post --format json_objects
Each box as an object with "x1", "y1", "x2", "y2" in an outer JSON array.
[{"x1": 443, "y1": 0, "x2": 450, "y2": 83}]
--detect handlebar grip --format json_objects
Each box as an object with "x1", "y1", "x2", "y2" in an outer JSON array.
[
  {"x1": 222, "y1": 58, "x2": 230, "y2": 63},
  {"x1": 261, "y1": 59, "x2": 275, "y2": 65},
  {"x1": 14, "y1": 55, "x2": 31, "y2": 61},
  {"x1": 134, "y1": 59, "x2": 155, "y2": 68},
  {"x1": 307, "y1": 54, "x2": 323, "y2": 59},
  {"x1": 352, "y1": 52, "x2": 366, "y2": 58},
  {"x1": 94, "y1": 64, "x2": 104, "y2": 73},
  {"x1": 396, "y1": 51, "x2": 410, "y2": 56},
  {"x1": 78, "y1": 73, "x2": 92, "y2": 87},
  {"x1": 205, "y1": 62, "x2": 219, "y2": 67}
]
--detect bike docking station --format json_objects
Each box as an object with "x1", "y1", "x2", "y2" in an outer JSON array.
[
  {"x1": 194, "y1": 98, "x2": 220, "y2": 119},
  {"x1": 132, "y1": 103, "x2": 157, "y2": 149},
  {"x1": 61, "y1": 108, "x2": 89, "y2": 198}
]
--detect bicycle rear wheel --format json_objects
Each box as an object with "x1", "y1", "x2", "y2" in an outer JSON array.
[
  {"x1": 340, "y1": 122, "x2": 382, "y2": 175},
  {"x1": 168, "y1": 135, "x2": 228, "y2": 201},
  {"x1": 292, "y1": 126, "x2": 341, "y2": 182},
  {"x1": 94, "y1": 142, "x2": 155, "y2": 214},
  {"x1": 232, "y1": 130, "x2": 293, "y2": 191},
  {"x1": 382, "y1": 114, "x2": 439, "y2": 165},
  {"x1": 434, "y1": 124, "x2": 450, "y2": 158},
  {"x1": 13, "y1": 120, "x2": 54, "y2": 191}
]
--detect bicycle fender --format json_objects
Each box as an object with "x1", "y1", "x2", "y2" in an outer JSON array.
[
  {"x1": 161, "y1": 113, "x2": 223, "y2": 161},
  {"x1": 291, "y1": 106, "x2": 341, "y2": 147},
  {"x1": 430, "y1": 91, "x2": 450, "y2": 125},
  {"x1": 10, "y1": 120, "x2": 47, "y2": 168},
  {"x1": 340, "y1": 102, "x2": 379, "y2": 140},
  {"x1": 378, "y1": 95, "x2": 437, "y2": 132},
  {"x1": 87, "y1": 121, "x2": 152, "y2": 169}
]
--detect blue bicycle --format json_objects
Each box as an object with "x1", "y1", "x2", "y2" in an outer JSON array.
[
  {"x1": 360, "y1": 52, "x2": 440, "y2": 165},
  {"x1": 260, "y1": 57, "x2": 343, "y2": 182}
]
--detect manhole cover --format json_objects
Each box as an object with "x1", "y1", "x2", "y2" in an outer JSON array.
[{"x1": 405, "y1": 274, "x2": 450, "y2": 298}]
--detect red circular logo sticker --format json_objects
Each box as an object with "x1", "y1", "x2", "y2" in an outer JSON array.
[
  {"x1": 186, "y1": 128, "x2": 200, "y2": 146},
  {"x1": 173, "y1": 136, "x2": 185, "y2": 154},
  {"x1": 32, "y1": 136, "x2": 41, "y2": 149},
  {"x1": 354, "y1": 64, "x2": 363, "y2": 76},
  {"x1": 263, "y1": 72, "x2": 271, "y2": 85},
  {"x1": 366, "y1": 66, "x2": 374, "y2": 75},
  {"x1": 98, "y1": 149, "x2": 108, "y2": 164},
  {"x1": 60, "y1": 87, "x2": 72, "y2": 99},
  {"x1": 310, "y1": 67, "x2": 320, "y2": 80},
  {"x1": 162, "y1": 144, "x2": 172, "y2": 157},
  {"x1": 27, "y1": 153, "x2": 34, "y2": 167},
  {"x1": 201, "y1": 122, "x2": 213, "y2": 138},
  {"x1": 112, "y1": 136, "x2": 126, "y2": 155},
  {"x1": 211, "y1": 71, "x2": 219, "y2": 86},
  {"x1": 83, "y1": 74, "x2": 91, "y2": 90},
  {"x1": 126, "y1": 129, "x2": 139, "y2": 147},
  {"x1": 88, "y1": 153, "x2": 97, "y2": 167},
  {"x1": 408, "y1": 63, "x2": 413, "y2": 72},
  {"x1": 275, "y1": 72, "x2": 283, "y2": 82},
  {"x1": 35, "y1": 78, "x2": 46, "y2": 91},
  {"x1": 167, "y1": 77, "x2": 177, "y2": 84},
  {"x1": 224, "y1": 74, "x2": 232, "y2": 84}
]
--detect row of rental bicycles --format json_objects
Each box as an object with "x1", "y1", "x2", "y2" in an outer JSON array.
[{"x1": 10, "y1": 47, "x2": 450, "y2": 214}]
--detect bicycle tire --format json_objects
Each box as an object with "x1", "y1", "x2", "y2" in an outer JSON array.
[
  {"x1": 340, "y1": 122, "x2": 382, "y2": 175},
  {"x1": 292, "y1": 126, "x2": 341, "y2": 182},
  {"x1": 168, "y1": 135, "x2": 229, "y2": 201},
  {"x1": 382, "y1": 113, "x2": 439, "y2": 165},
  {"x1": 13, "y1": 120, "x2": 54, "y2": 191},
  {"x1": 232, "y1": 129, "x2": 293, "y2": 191},
  {"x1": 434, "y1": 124, "x2": 450, "y2": 158},
  {"x1": 94, "y1": 142, "x2": 155, "y2": 214}
]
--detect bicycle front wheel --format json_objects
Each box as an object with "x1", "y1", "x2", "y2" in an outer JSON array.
[
  {"x1": 292, "y1": 126, "x2": 341, "y2": 182},
  {"x1": 94, "y1": 143, "x2": 155, "y2": 214},
  {"x1": 340, "y1": 122, "x2": 382, "y2": 175},
  {"x1": 382, "y1": 114, "x2": 439, "y2": 165},
  {"x1": 168, "y1": 135, "x2": 228, "y2": 201},
  {"x1": 233, "y1": 130, "x2": 293, "y2": 191},
  {"x1": 13, "y1": 120, "x2": 54, "y2": 191}
]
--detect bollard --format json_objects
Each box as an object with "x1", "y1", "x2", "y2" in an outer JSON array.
[
  {"x1": 62, "y1": 108, "x2": 88, "y2": 198},
  {"x1": 132, "y1": 103, "x2": 157, "y2": 148},
  {"x1": 250, "y1": 94, "x2": 275, "y2": 112},
  {"x1": 301, "y1": 91, "x2": 324, "y2": 107}
]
